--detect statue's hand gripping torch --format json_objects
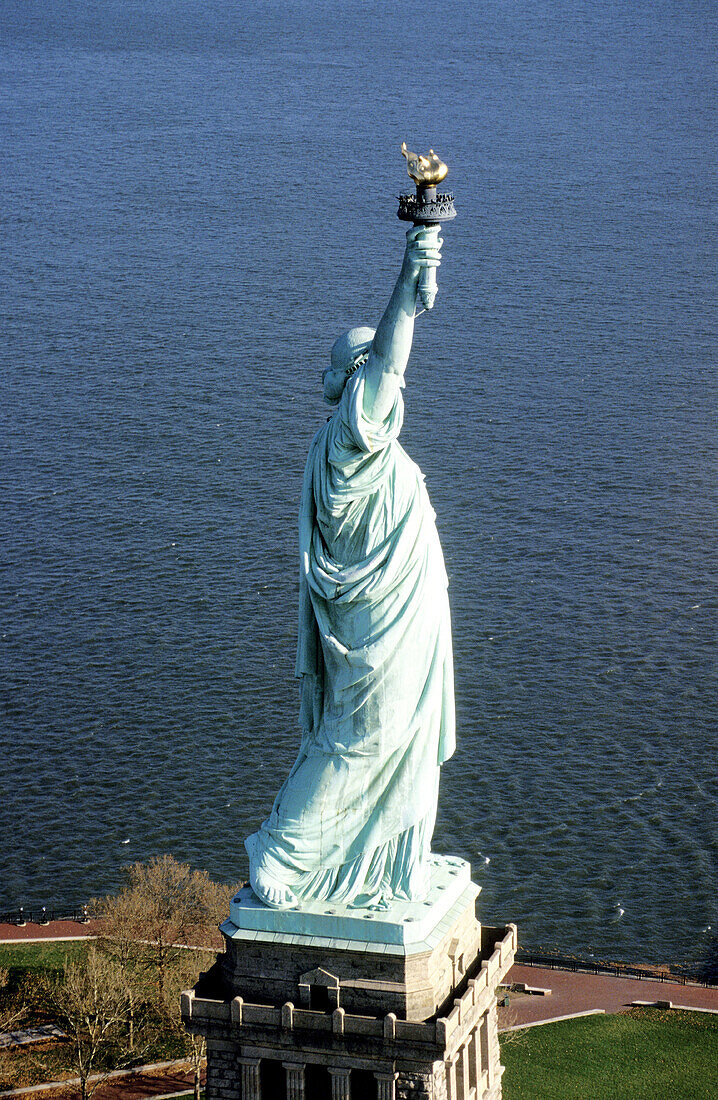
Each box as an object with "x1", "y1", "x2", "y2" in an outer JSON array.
[{"x1": 398, "y1": 143, "x2": 457, "y2": 311}]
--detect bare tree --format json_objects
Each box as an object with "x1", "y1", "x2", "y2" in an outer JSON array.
[
  {"x1": 158, "y1": 952, "x2": 216, "y2": 1100},
  {"x1": 95, "y1": 854, "x2": 235, "y2": 998},
  {"x1": 35, "y1": 948, "x2": 137, "y2": 1100},
  {"x1": 92, "y1": 889, "x2": 152, "y2": 1053}
]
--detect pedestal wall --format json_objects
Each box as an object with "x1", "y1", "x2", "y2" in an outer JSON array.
[
  {"x1": 183, "y1": 917, "x2": 517, "y2": 1100},
  {"x1": 219, "y1": 888, "x2": 480, "y2": 1021}
]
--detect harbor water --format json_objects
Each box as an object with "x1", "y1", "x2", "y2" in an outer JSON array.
[{"x1": 1, "y1": 0, "x2": 716, "y2": 968}]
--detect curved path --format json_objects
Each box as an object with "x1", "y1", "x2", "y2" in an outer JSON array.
[{"x1": 500, "y1": 963, "x2": 718, "y2": 1028}]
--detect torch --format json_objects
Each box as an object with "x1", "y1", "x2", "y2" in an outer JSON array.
[{"x1": 397, "y1": 143, "x2": 457, "y2": 311}]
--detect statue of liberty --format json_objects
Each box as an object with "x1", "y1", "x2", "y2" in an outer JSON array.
[{"x1": 245, "y1": 222, "x2": 455, "y2": 911}]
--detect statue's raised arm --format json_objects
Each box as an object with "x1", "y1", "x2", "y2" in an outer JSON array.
[
  {"x1": 361, "y1": 227, "x2": 442, "y2": 422},
  {"x1": 321, "y1": 226, "x2": 442, "y2": 416}
]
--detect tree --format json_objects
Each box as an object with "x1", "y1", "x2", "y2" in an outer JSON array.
[
  {"x1": 36, "y1": 948, "x2": 137, "y2": 1100},
  {"x1": 95, "y1": 854, "x2": 235, "y2": 999},
  {"x1": 92, "y1": 887, "x2": 152, "y2": 1053},
  {"x1": 157, "y1": 952, "x2": 215, "y2": 1100},
  {"x1": 94, "y1": 854, "x2": 238, "y2": 1094}
]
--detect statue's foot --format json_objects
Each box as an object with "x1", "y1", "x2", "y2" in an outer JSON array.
[{"x1": 250, "y1": 862, "x2": 298, "y2": 910}]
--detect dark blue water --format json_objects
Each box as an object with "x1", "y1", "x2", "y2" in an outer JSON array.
[{"x1": 1, "y1": 1, "x2": 716, "y2": 967}]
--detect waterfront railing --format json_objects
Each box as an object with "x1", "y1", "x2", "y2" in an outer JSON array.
[
  {"x1": 516, "y1": 948, "x2": 714, "y2": 987},
  {"x1": 0, "y1": 906, "x2": 93, "y2": 926}
]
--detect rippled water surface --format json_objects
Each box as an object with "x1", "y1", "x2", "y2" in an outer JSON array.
[{"x1": 1, "y1": 1, "x2": 716, "y2": 967}]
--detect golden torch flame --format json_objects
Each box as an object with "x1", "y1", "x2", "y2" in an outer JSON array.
[{"x1": 400, "y1": 142, "x2": 449, "y2": 187}]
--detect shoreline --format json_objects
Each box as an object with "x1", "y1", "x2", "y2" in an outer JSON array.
[{"x1": 0, "y1": 919, "x2": 715, "y2": 990}]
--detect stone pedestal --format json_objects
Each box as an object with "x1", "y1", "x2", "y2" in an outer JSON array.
[{"x1": 182, "y1": 856, "x2": 516, "y2": 1100}]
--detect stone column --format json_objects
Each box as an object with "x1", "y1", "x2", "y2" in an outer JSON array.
[
  {"x1": 468, "y1": 1026, "x2": 479, "y2": 1093},
  {"x1": 486, "y1": 1003, "x2": 501, "y2": 1090},
  {"x1": 456, "y1": 1043, "x2": 470, "y2": 1099},
  {"x1": 445, "y1": 1054, "x2": 457, "y2": 1100},
  {"x1": 328, "y1": 1068, "x2": 352, "y2": 1100},
  {"x1": 283, "y1": 1062, "x2": 306, "y2": 1100},
  {"x1": 480, "y1": 1011, "x2": 494, "y2": 1089},
  {"x1": 238, "y1": 1059, "x2": 261, "y2": 1100},
  {"x1": 374, "y1": 1071, "x2": 397, "y2": 1100}
]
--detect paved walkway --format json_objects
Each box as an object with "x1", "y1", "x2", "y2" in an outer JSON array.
[
  {"x1": 0, "y1": 1026, "x2": 66, "y2": 1051},
  {"x1": 499, "y1": 963, "x2": 718, "y2": 1028},
  {"x1": 0, "y1": 921, "x2": 102, "y2": 944},
  {"x1": 0, "y1": 1062, "x2": 201, "y2": 1100},
  {"x1": 90, "y1": 1067, "x2": 198, "y2": 1100}
]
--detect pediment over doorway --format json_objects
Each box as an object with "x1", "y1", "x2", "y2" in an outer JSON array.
[
  {"x1": 298, "y1": 967, "x2": 340, "y2": 1009},
  {"x1": 299, "y1": 967, "x2": 339, "y2": 988}
]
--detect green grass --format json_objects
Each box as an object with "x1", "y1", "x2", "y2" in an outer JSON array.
[
  {"x1": 0, "y1": 940, "x2": 90, "y2": 972},
  {"x1": 501, "y1": 1009, "x2": 718, "y2": 1100}
]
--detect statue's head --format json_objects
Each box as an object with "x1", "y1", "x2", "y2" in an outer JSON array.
[{"x1": 323, "y1": 326, "x2": 376, "y2": 405}]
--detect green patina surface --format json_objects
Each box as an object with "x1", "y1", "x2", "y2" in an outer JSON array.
[
  {"x1": 226, "y1": 854, "x2": 475, "y2": 946},
  {"x1": 246, "y1": 226, "x2": 454, "y2": 913}
]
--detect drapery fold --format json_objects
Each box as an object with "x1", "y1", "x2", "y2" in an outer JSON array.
[{"x1": 246, "y1": 367, "x2": 455, "y2": 905}]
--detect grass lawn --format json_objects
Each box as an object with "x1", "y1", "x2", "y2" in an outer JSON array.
[
  {"x1": 0, "y1": 940, "x2": 90, "y2": 973},
  {"x1": 501, "y1": 1009, "x2": 718, "y2": 1100}
]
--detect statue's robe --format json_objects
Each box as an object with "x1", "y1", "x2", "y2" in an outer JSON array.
[{"x1": 245, "y1": 367, "x2": 455, "y2": 905}]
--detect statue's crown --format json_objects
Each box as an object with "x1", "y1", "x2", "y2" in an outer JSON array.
[{"x1": 345, "y1": 351, "x2": 369, "y2": 377}]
